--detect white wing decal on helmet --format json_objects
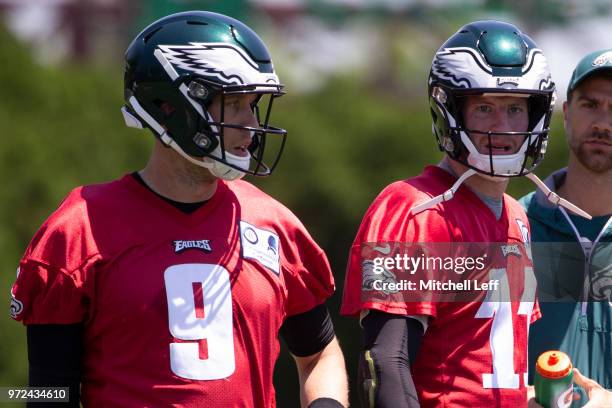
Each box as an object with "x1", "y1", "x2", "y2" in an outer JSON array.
[
  {"x1": 157, "y1": 42, "x2": 278, "y2": 86},
  {"x1": 433, "y1": 47, "x2": 553, "y2": 92},
  {"x1": 431, "y1": 47, "x2": 493, "y2": 88},
  {"x1": 521, "y1": 49, "x2": 554, "y2": 91}
]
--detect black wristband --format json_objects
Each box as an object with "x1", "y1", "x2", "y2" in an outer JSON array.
[{"x1": 307, "y1": 397, "x2": 344, "y2": 408}]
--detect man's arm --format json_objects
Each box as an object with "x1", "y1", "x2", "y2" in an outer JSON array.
[
  {"x1": 359, "y1": 309, "x2": 424, "y2": 408},
  {"x1": 280, "y1": 304, "x2": 348, "y2": 407},
  {"x1": 294, "y1": 337, "x2": 349, "y2": 407}
]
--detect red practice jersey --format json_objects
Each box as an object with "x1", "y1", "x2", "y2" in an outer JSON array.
[
  {"x1": 11, "y1": 175, "x2": 335, "y2": 407},
  {"x1": 341, "y1": 166, "x2": 539, "y2": 407}
]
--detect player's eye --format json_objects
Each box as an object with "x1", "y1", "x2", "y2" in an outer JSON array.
[
  {"x1": 508, "y1": 105, "x2": 525, "y2": 114},
  {"x1": 475, "y1": 105, "x2": 493, "y2": 113},
  {"x1": 580, "y1": 100, "x2": 597, "y2": 110},
  {"x1": 225, "y1": 99, "x2": 241, "y2": 111}
]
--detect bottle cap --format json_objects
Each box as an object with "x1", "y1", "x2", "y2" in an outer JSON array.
[{"x1": 536, "y1": 350, "x2": 572, "y2": 379}]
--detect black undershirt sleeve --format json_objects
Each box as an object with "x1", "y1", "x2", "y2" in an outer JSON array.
[
  {"x1": 27, "y1": 324, "x2": 83, "y2": 408},
  {"x1": 359, "y1": 310, "x2": 424, "y2": 408},
  {"x1": 279, "y1": 303, "x2": 335, "y2": 357}
]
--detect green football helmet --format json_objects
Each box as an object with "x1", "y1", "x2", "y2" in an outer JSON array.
[
  {"x1": 428, "y1": 20, "x2": 556, "y2": 177},
  {"x1": 122, "y1": 11, "x2": 286, "y2": 180}
]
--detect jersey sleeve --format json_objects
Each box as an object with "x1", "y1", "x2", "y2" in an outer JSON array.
[
  {"x1": 341, "y1": 182, "x2": 453, "y2": 319},
  {"x1": 11, "y1": 258, "x2": 96, "y2": 324},
  {"x1": 281, "y1": 220, "x2": 335, "y2": 317},
  {"x1": 341, "y1": 242, "x2": 438, "y2": 319},
  {"x1": 10, "y1": 190, "x2": 99, "y2": 324}
]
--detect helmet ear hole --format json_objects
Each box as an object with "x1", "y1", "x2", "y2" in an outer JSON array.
[{"x1": 153, "y1": 99, "x2": 176, "y2": 118}]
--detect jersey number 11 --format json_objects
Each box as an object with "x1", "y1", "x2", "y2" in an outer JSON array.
[{"x1": 475, "y1": 266, "x2": 536, "y2": 389}]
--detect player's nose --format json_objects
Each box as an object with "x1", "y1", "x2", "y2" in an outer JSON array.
[
  {"x1": 490, "y1": 111, "x2": 513, "y2": 132},
  {"x1": 591, "y1": 107, "x2": 612, "y2": 134}
]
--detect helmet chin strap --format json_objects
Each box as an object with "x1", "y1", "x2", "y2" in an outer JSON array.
[
  {"x1": 525, "y1": 173, "x2": 591, "y2": 219},
  {"x1": 409, "y1": 169, "x2": 477, "y2": 215},
  {"x1": 158, "y1": 133, "x2": 247, "y2": 181},
  {"x1": 408, "y1": 168, "x2": 592, "y2": 219}
]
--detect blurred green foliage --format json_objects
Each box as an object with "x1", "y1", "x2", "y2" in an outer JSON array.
[{"x1": 0, "y1": 24, "x2": 570, "y2": 405}]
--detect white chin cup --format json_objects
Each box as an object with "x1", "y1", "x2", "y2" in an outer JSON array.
[
  {"x1": 461, "y1": 130, "x2": 530, "y2": 176},
  {"x1": 203, "y1": 142, "x2": 251, "y2": 181}
]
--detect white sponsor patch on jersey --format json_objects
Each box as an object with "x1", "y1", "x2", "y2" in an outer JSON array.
[{"x1": 239, "y1": 221, "x2": 280, "y2": 275}]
